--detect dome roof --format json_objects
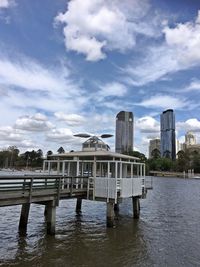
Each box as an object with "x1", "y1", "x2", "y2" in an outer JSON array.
[
  {"x1": 186, "y1": 131, "x2": 195, "y2": 137},
  {"x1": 82, "y1": 136, "x2": 109, "y2": 151}
]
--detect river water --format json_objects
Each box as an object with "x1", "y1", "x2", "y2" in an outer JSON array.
[{"x1": 0, "y1": 177, "x2": 200, "y2": 267}]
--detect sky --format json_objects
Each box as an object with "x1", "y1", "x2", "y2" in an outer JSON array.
[{"x1": 0, "y1": 0, "x2": 200, "y2": 156}]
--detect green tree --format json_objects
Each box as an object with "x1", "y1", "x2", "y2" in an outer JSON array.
[
  {"x1": 57, "y1": 147, "x2": 65, "y2": 154},
  {"x1": 151, "y1": 148, "x2": 161, "y2": 159},
  {"x1": 175, "y1": 150, "x2": 189, "y2": 172},
  {"x1": 47, "y1": 150, "x2": 53, "y2": 159},
  {"x1": 125, "y1": 150, "x2": 147, "y2": 162}
]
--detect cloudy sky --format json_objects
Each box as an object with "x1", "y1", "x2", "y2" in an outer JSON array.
[{"x1": 0, "y1": 0, "x2": 200, "y2": 155}]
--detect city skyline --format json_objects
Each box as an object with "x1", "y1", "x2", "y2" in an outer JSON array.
[{"x1": 0, "y1": 1, "x2": 200, "y2": 155}]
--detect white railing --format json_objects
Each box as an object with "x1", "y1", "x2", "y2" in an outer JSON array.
[{"x1": 91, "y1": 177, "x2": 144, "y2": 202}]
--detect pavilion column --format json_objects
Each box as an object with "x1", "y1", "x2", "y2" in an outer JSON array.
[
  {"x1": 132, "y1": 197, "x2": 140, "y2": 219},
  {"x1": 107, "y1": 202, "x2": 115, "y2": 227}
]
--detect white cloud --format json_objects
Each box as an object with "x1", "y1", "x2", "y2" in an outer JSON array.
[
  {"x1": 46, "y1": 128, "x2": 76, "y2": 144},
  {"x1": 98, "y1": 82, "x2": 127, "y2": 98},
  {"x1": 163, "y1": 10, "x2": 200, "y2": 67},
  {"x1": 0, "y1": 56, "x2": 69, "y2": 93},
  {"x1": 177, "y1": 118, "x2": 200, "y2": 132},
  {"x1": 55, "y1": 112, "x2": 86, "y2": 126},
  {"x1": 0, "y1": 0, "x2": 13, "y2": 8},
  {"x1": 125, "y1": 10, "x2": 200, "y2": 86},
  {"x1": 55, "y1": 0, "x2": 158, "y2": 61},
  {"x1": 14, "y1": 114, "x2": 54, "y2": 132},
  {"x1": 136, "y1": 116, "x2": 160, "y2": 133},
  {"x1": 0, "y1": 53, "x2": 89, "y2": 117},
  {"x1": 184, "y1": 79, "x2": 200, "y2": 91},
  {"x1": 125, "y1": 46, "x2": 179, "y2": 86},
  {"x1": 136, "y1": 95, "x2": 190, "y2": 110},
  {"x1": 0, "y1": 126, "x2": 23, "y2": 141}
]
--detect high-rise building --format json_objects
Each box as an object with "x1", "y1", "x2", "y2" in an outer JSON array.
[
  {"x1": 185, "y1": 131, "x2": 196, "y2": 146},
  {"x1": 160, "y1": 109, "x2": 176, "y2": 160},
  {"x1": 115, "y1": 111, "x2": 133, "y2": 153},
  {"x1": 149, "y1": 139, "x2": 160, "y2": 158}
]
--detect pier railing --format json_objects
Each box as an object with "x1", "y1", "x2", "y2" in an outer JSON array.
[{"x1": 0, "y1": 175, "x2": 90, "y2": 207}]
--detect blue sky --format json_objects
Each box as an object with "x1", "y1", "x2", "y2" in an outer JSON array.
[{"x1": 0, "y1": 0, "x2": 200, "y2": 155}]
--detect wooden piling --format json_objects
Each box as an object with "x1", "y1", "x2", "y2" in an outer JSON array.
[
  {"x1": 114, "y1": 203, "x2": 119, "y2": 212},
  {"x1": 46, "y1": 200, "x2": 56, "y2": 235},
  {"x1": 76, "y1": 198, "x2": 82, "y2": 213},
  {"x1": 132, "y1": 197, "x2": 140, "y2": 219},
  {"x1": 19, "y1": 203, "x2": 30, "y2": 232},
  {"x1": 107, "y1": 202, "x2": 115, "y2": 227}
]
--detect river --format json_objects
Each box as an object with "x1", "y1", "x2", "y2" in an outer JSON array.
[{"x1": 0, "y1": 177, "x2": 200, "y2": 267}]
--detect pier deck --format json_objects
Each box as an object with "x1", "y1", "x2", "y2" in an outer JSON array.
[{"x1": 0, "y1": 175, "x2": 89, "y2": 207}]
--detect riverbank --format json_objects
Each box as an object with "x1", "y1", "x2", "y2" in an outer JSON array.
[{"x1": 149, "y1": 171, "x2": 200, "y2": 179}]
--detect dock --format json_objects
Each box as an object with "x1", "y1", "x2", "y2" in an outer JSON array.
[{"x1": 0, "y1": 137, "x2": 152, "y2": 235}]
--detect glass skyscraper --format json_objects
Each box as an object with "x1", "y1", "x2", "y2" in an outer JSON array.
[
  {"x1": 115, "y1": 111, "x2": 133, "y2": 153},
  {"x1": 160, "y1": 109, "x2": 176, "y2": 160}
]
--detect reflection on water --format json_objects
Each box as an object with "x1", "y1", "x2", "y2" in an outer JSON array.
[{"x1": 0, "y1": 177, "x2": 200, "y2": 267}]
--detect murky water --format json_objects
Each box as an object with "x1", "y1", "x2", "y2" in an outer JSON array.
[{"x1": 0, "y1": 177, "x2": 200, "y2": 267}]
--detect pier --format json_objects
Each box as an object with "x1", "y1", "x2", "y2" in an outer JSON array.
[{"x1": 0, "y1": 139, "x2": 152, "y2": 235}]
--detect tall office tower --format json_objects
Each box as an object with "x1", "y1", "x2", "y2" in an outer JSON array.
[
  {"x1": 115, "y1": 111, "x2": 133, "y2": 153},
  {"x1": 185, "y1": 131, "x2": 196, "y2": 146},
  {"x1": 149, "y1": 138, "x2": 160, "y2": 158},
  {"x1": 160, "y1": 109, "x2": 176, "y2": 160}
]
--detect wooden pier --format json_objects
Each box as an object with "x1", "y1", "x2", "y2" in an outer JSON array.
[
  {"x1": 0, "y1": 141, "x2": 153, "y2": 235},
  {"x1": 0, "y1": 173, "x2": 150, "y2": 234}
]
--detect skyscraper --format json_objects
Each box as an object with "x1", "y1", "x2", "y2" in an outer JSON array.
[
  {"x1": 149, "y1": 138, "x2": 160, "y2": 158},
  {"x1": 160, "y1": 109, "x2": 176, "y2": 160},
  {"x1": 115, "y1": 111, "x2": 133, "y2": 153}
]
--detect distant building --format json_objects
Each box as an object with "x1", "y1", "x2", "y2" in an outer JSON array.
[
  {"x1": 115, "y1": 111, "x2": 133, "y2": 153},
  {"x1": 186, "y1": 144, "x2": 200, "y2": 154},
  {"x1": 185, "y1": 131, "x2": 196, "y2": 146},
  {"x1": 149, "y1": 139, "x2": 160, "y2": 158},
  {"x1": 160, "y1": 109, "x2": 176, "y2": 160},
  {"x1": 176, "y1": 139, "x2": 184, "y2": 157}
]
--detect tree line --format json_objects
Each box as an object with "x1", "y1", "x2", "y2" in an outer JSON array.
[
  {"x1": 125, "y1": 148, "x2": 200, "y2": 174},
  {"x1": 1, "y1": 145, "x2": 199, "y2": 173},
  {"x1": 0, "y1": 146, "x2": 66, "y2": 169}
]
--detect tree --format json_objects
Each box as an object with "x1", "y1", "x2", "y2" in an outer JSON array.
[
  {"x1": 47, "y1": 150, "x2": 53, "y2": 160},
  {"x1": 57, "y1": 147, "x2": 65, "y2": 154},
  {"x1": 190, "y1": 150, "x2": 200, "y2": 173},
  {"x1": 125, "y1": 150, "x2": 147, "y2": 162},
  {"x1": 151, "y1": 148, "x2": 161, "y2": 159},
  {"x1": 0, "y1": 146, "x2": 20, "y2": 168},
  {"x1": 175, "y1": 150, "x2": 189, "y2": 172}
]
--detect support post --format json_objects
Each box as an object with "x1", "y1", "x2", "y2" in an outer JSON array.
[
  {"x1": 114, "y1": 203, "x2": 119, "y2": 212},
  {"x1": 46, "y1": 200, "x2": 56, "y2": 235},
  {"x1": 76, "y1": 198, "x2": 82, "y2": 213},
  {"x1": 44, "y1": 205, "x2": 47, "y2": 218},
  {"x1": 19, "y1": 203, "x2": 30, "y2": 232},
  {"x1": 107, "y1": 202, "x2": 115, "y2": 227},
  {"x1": 132, "y1": 197, "x2": 140, "y2": 219}
]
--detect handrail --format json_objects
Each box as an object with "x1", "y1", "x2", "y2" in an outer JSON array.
[{"x1": 0, "y1": 175, "x2": 89, "y2": 193}]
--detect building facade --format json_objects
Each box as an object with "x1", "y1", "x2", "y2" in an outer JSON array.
[
  {"x1": 185, "y1": 131, "x2": 196, "y2": 146},
  {"x1": 115, "y1": 111, "x2": 133, "y2": 153},
  {"x1": 160, "y1": 109, "x2": 176, "y2": 160},
  {"x1": 149, "y1": 139, "x2": 160, "y2": 158}
]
